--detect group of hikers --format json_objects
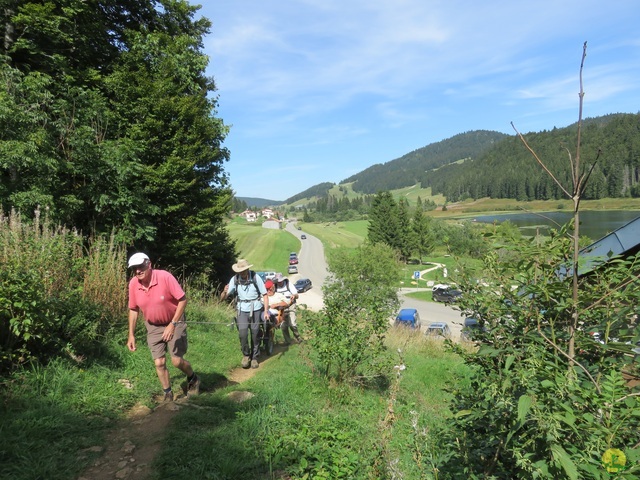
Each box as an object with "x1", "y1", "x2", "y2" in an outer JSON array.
[
  {"x1": 220, "y1": 258, "x2": 302, "y2": 368},
  {"x1": 126, "y1": 253, "x2": 302, "y2": 403}
]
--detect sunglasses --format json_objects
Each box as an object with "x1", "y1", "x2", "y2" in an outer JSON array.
[{"x1": 132, "y1": 261, "x2": 150, "y2": 272}]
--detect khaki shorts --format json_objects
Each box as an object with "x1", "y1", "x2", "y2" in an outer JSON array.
[{"x1": 145, "y1": 321, "x2": 188, "y2": 360}]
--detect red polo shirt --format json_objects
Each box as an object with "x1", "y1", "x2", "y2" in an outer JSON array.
[{"x1": 128, "y1": 269, "x2": 185, "y2": 326}]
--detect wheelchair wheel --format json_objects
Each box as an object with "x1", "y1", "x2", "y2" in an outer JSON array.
[
  {"x1": 257, "y1": 325, "x2": 266, "y2": 352},
  {"x1": 265, "y1": 327, "x2": 275, "y2": 356}
]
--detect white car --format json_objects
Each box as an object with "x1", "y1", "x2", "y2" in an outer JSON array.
[
  {"x1": 256, "y1": 271, "x2": 276, "y2": 281},
  {"x1": 288, "y1": 265, "x2": 298, "y2": 274},
  {"x1": 425, "y1": 322, "x2": 452, "y2": 338}
]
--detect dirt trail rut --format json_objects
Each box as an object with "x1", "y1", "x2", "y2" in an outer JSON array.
[{"x1": 77, "y1": 347, "x2": 284, "y2": 480}]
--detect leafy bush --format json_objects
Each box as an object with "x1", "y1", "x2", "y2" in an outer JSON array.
[
  {"x1": 308, "y1": 242, "x2": 401, "y2": 384},
  {"x1": 436, "y1": 226, "x2": 640, "y2": 479}
]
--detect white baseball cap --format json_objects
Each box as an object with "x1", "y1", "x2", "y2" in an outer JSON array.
[{"x1": 128, "y1": 252, "x2": 150, "y2": 268}]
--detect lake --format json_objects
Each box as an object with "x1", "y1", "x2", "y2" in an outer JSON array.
[{"x1": 471, "y1": 210, "x2": 640, "y2": 241}]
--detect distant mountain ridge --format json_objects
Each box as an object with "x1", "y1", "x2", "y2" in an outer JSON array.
[
  {"x1": 342, "y1": 130, "x2": 508, "y2": 194},
  {"x1": 273, "y1": 130, "x2": 507, "y2": 204},
  {"x1": 235, "y1": 197, "x2": 283, "y2": 208},
  {"x1": 237, "y1": 113, "x2": 640, "y2": 206}
]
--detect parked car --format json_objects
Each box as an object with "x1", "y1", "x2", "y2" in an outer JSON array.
[
  {"x1": 289, "y1": 257, "x2": 298, "y2": 265},
  {"x1": 288, "y1": 265, "x2": 298, "y2": 274},
  {"x1": 297, "y1": 226, "x2": 302, "y2": 230},
  {"x1": 460, "y1": 317, "x2": 488, "y2": 341},
  {"x1": 432, "y1": 286, "x2": 462, "y2": 303},
  {"x1": 301, "y1": 234, "x2": 307, "y2": 239},
  {"x1": 256, "y1": 271, "x2": 276, "y2": 282},
  {"x1": 394, "y1": 308, "x2": 421, "y2": 329},
  {"x1": 425, "y1": 322, "x2": 452, "y2": 338},
  {"x1": 294, "y1": 278, "x2": 312, "y2": 292}
]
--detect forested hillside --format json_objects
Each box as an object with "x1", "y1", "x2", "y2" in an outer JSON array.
[
  {"x1": 285, "y1": 182, "x2": 336, "y2": 203},
  {"x1": 0, "y1": 1, "x2": 235, "y2": 282},
  {"x1": 342, "y1": 130, "x2": 508, "y2": 193},
  {"x1": 277, "y1": 113, "x2": 640, "y2": 205},
  {"x1": 427, "y1": 113, "x2": 640, "y2": 201}
]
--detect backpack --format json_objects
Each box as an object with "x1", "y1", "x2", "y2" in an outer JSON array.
[
  {"x1": 277, "y1": 278, "x2": 297, "y2": 306},
  {"x1": 233, "y1": 270, "x2": 261, "y2": 301}
]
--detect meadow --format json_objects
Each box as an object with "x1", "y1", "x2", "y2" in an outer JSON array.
[{"x1": 1, "y1": 214, "x2": 469, "y2": 480}]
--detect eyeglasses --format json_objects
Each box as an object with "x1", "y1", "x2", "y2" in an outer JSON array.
[{"x1": 132, "y1": 261, "x2": 149, "y2": 273}]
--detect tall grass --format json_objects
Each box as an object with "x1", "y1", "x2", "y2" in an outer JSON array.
[
  {"x1": 0, "y1": 207, "x2": 83, "y2": 296},
  {"x1": 82, "y1": 232, "x2": 128, "y2": 316},
  {"x1": 0, "y1": 208, "x2": 127, "y2": 370}
]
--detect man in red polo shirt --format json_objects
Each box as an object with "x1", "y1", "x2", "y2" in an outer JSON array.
[{"x1": 127, "y1": 252, "x2": 200, "y2": 402}]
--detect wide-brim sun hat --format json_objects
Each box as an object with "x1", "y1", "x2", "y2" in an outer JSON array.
[
  {"x1": 128, "y1": 252, "x2": 150, "y2": 268},
  {"x1": 232, "y1": 258, "x2": 253, "y2": 273},
  {"x1": 274, "y1": 273, "x2": 285, "y2": 283}
]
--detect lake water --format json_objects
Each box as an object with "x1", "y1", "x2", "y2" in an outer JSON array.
[{"x1": 471, "y1": 210, "x2": 640, "y2": 241}]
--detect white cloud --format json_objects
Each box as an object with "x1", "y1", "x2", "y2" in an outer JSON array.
[{"x1": 197, "y1": 0, "x2": 640, "y2": 199}]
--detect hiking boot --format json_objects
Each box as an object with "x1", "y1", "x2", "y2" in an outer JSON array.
[
  {"x1": 251, "y1": 359, "x2": 259, "y2": 369},
  {"x1": 187, "y1": 375, "x2": 201, "y2": 397},
  {"x1": 241, "y1": 356, "x2": 251, "y2": 368},
  {"x1": 163, "y1": 391, "x2": 174, "y2": 403}
]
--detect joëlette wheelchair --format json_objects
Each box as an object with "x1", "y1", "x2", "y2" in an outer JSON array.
[{"x1": 258, "y1": 307, "x2": 286, "y2": 356}]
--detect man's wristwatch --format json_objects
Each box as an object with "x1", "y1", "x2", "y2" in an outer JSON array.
[{"x1": 171, "y1": 321, "x2": 178, "y2": 326}]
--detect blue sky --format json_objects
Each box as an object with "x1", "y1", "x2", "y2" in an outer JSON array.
[{"x1": 197, "y1": 1, "x2": 640, "y2": 201}]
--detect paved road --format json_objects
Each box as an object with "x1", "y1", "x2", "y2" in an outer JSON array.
[
  {"x1": 278, "y1": 221, "x2": 465, "y2": 339},
  {"x1": 283, "y1": 222, "x2": 326, "y2": 310}
]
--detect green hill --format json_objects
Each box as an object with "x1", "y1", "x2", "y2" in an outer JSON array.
[
  {"x1": 243, "y1": 113, "x2": 640, "y2": 208},
  {"x1": 342, "y1": 129, "x2": 508, "y2": 194}
]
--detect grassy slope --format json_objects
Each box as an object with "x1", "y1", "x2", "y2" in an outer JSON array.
[
  {"x1": 229, "y1": 222, "x2": 301, "y2": 273},
  {"x1": 298, "y1": 219, "x2": 368, "y2": 249},
  {"x1": 16, "y1": 200, "x2": 640, "y2": 478},
  {"x1": 0, "y1": 304, "x2": 242, "y2": 480},
  {"x1": 285, "y1": 178, "x2": 640, "y2": 215},
  {"x1": 1, "y1": 294, "x2": 467, "y2": 480}
]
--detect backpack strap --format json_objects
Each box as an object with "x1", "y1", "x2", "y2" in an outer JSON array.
[
  {"x1": 234, "y1": 270, "x2": 262, "y2": 301},
  {"x1": 250, "y1": 270, "x2": 261, "y2": 297}
]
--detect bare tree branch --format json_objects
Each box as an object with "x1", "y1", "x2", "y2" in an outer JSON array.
[{"x1": 510, "y1": 122, "x2": 573, "y2": 198}]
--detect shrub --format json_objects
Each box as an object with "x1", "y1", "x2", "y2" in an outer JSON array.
[
  {"x1": 308, "y1": 242, "x2": 401, "y2": 384},
  {"x1": 436, "y1": 226, "x2": 640, "y2": 479}
]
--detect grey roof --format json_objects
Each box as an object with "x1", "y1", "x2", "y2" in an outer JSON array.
[{"x1": 559, "y1": 215, "x2": 640, "y2": 278}]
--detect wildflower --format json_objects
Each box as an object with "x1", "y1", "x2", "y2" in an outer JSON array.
[{"x1": 602, "y1": 448, "x2": 627, "y2": 473}]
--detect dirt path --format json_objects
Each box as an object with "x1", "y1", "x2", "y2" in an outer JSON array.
[{"x1": 77, "y1": 345, "x2": 287, "y2": 480}]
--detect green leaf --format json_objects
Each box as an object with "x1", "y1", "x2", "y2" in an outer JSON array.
[
  {"x1": 517, "y1": 394, "x2": 532, "y2": 423},
  {"x1": 454, "y1": 409, "x2": 472, "y2": 418},
  {"x1": 504, "y1": 354, "x2": 515, "y2": 371},
  {"x1": 551, "y1": 443, "x2": 578, "y2": 480}
]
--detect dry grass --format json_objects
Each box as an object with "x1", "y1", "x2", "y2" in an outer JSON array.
[
  {"x1": 1, "y1": 207, "x2": 128, "y2": 322},
  {"x1": 82, "y1": 233, "x2": 128, "y2": 318},
  {"x1": 1, "y1": 208, "x2": 82, "y2": 296}
]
